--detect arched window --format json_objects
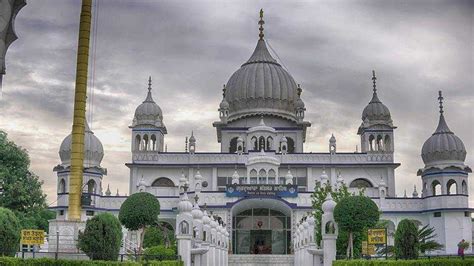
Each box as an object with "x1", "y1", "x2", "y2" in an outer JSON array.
[
  {"x1": 151, "y1": 134, "x2": 157, "y2": 151},
  {"x1": 251, "y1": 137, "x2": 258, "y2": 151},
  {"x1": 349, "y1": 178, "x2": 373, "y2": 188},
  {"x1": 462, "y1": 180, "x2": 468, "y2": 194},
  {"x1": 180, "y1": 221, "x2": 189, "y2": 235},
  {"x1": 87, "y1": 179, "x2": 96, "y2": 194},
  {"x1": 369, "y1": 135, "x2": 375, "y2": 151},
  {"x1": 59, "y1": 179, "x2": 66, "y2": 193},
  {"x1": 325, "y1": 221, "x2": 336, "y2": 234},
  {"x1": 258, "y1": 136, "x2": 266, "y2": 151},
  {"x1": 151, "y1": 177, "x2": 175, "y2": 187},
  {"x1": 143, "y1": 134, "x2": 149, "y2": 151},
  {"x1": 287, "y1": 138, "x2": 295, "y2": 153},
  {"x1": 384, "y1": 135, "x2": 391, "y2": 151},
  {"x1": 135, "y1": 135, "x2": 141, "y2": 151},
  {"x1": 376, "y1": 135, "x2": 383, "y2": 151},
  {"x1": 447, "y1": 179, "x2": 457, "y2": 195},
  {"x1": 268, "y1": 169, "x2": 276, "y2": 184},
  {"x1": 258, "y1": 169, "x2": 266, "y2": 184},
  {"x1": 432, "y1": 180, "x2": 441, "y2": 196},
  {"x1": 229, "y1": 137, "x2": 238, "y2": 153},
  {"x1": 250, "y1": 169, "x2": 258, "y2": 184},
  {"x1": 266, "y1": 136, "x2": 273, "y2": 151}
]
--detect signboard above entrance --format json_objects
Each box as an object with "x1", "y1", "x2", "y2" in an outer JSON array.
[
  {"x1": 226, "y1": 184, "x2": 298, "y2": 197},
  {"x1": 21, "y1": 229, "x2": 45, "y2": 245}
]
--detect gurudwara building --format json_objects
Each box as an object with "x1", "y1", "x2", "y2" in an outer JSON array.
[{"x1": 48, "y1": 11, "x2": 472, "y2": 265}]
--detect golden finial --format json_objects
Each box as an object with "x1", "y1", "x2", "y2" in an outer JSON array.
[{"x1": 259, "y1": 9, "x2": 265, "y2": 40}]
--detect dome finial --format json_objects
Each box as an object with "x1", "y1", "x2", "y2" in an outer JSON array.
[
  {"x1": 372, "y1": 70, "x2": 377, "y2": 93},
  {"x1": 148, "y1": 76, "x2": 152, "y2": 92},
  {"x1": 297, "y1": 84, "x2": 302, "y2": 97},
  {"x1": 258, "y1": 9, "x2": 265, "y2": 40},
  {"x1": 223, "y1": 84, "x2": 226, "y2": 98},
  {"x1": 438, "y1": 90, "x2": 444, "y2": 115}
]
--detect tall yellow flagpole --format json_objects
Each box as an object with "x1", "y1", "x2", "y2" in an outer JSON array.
[{"x1": 68, "y1": 0, "x2": 93, "y2": 221}]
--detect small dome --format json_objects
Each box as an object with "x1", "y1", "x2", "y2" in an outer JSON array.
[
  {"x1": 329, "y1": 134, "x2": 336, "y2": 143},
  {"x1": 177, "y1": 193, "x2": 193, "y2": 213},
  {"x1": 421, "y1": 113, "x2": 466, "y2": 166},
  {"x1": 362, "y1": 92, "x2": 391, "y2": 122},
  {"x1": 247, "y1": 117, "x2": 276, "y2": 133},
  {"x1": 322, "y1": 194, "x2": 337, "y2": 213},
  {"x1": 59, "y1": 121, "x2": 104, "y2": 167},
  {"x1": 189, "y1": 132, "x2": 196, "y2": 143},
  {"x1": 295, "y1": 97, "x2": 305, "y2": 109},
  {"x1": 132, "y1": 78, "x2": 164, "y2": 128},
  {"x1": 307, "y1": 215, "x2": 315, "y2": 226},
  {"x1": 192, "y1": 203, "x2": 204, "y2": 220},
  {"x1": 202, "y1": 210, "x2": 211, "y2": 225},
  {"x1": 219, "y1": 98, "x2": 230, "y2": 109}
]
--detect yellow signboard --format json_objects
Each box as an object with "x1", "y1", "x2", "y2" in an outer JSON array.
[
  {"x1": 368, "y1": 228, "x2": 386, "y2": 245},
  {"x1": 21, "y1": 230, "x2": 45, "y2": 245},
  {"x1": 362, "y1": 241, "x2": 376, "y2": 255}
]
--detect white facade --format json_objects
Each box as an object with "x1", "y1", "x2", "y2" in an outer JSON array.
[{"x1": 49, "y1": 12, "x2": 472, "y2": 262}]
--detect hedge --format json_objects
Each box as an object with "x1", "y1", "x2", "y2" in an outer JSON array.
[
  {"x1": 333, "y1": 258, "x2": 474, "y2": 266},
  {"x1": 0, "y1": 257, "x2": 183, "y2": 265}
]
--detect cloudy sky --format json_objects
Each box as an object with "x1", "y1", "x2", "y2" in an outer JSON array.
[{"x1": 0, "y1": 0, "x2": 472, "y2": 204}]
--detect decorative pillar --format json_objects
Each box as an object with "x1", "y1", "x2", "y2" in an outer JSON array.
[
  {"x1": 321, "y1": 194, "x2": 338, "y2": 266},
  {"x1": 176, "y1": 185, "x2": 193, "y2": 266}
]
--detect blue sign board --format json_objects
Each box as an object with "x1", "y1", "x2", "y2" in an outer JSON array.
[{"x1": 225, "y1": 184, "x2": 298, "y2": 198}]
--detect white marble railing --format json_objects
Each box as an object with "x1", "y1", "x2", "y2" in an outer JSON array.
[{"x1": 131, "y1": 151, "x2": 394, "y2": 164}]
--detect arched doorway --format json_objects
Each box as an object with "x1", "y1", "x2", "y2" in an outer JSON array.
[{"x1": 231, "y1": 198, "x2": 292, "y2": 255}]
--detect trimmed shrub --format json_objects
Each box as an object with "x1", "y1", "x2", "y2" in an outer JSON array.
[
  {"x1": 0, "y1": 257, "x2": 183, "y2": 265},
  {"x1": 78, "y1": 213, "x2": 123, "y2": 261},
  {"x1": 143, "y1": 224, "x2": 175, "y2": 248},
  {"x1": 143, "y1": 245, "x2": 177, "y2": 261},
  {"x1": 333, "y1": 258, "x2": 474, "y2": 266},
  {"x1": 394, "y1": 219, "x2": 419, "y2": 260},
  {"x1": 0, "y1": 207, "x2": 21, "y2": 256}
]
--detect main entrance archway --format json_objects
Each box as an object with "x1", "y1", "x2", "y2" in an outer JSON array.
[{"x1": 231, "y1": 198, "x2": 292, "y2": 255}]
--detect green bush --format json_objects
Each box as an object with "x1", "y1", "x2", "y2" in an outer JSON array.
[
  {"x1": 0, "y1": 257, "x2": 183, "y2": 265},
  {"x1": 394, "y1": 219, "x2": 419, "y2": 260},
  {"x1": 143, "y1": 245, "x2": 177, "y2": 261},
  {"x1": 78, "y1": 213, "x2": 123, "y2": 261},
  {"x1": 0, "y1": 207, "x2": 21, "y2": 256},
  {"x1": 143, "y1": 224, "x2": 175, "y2": 248},
  {"x1": 333, "y1": 258, "x2": 474, "y2": 266}
]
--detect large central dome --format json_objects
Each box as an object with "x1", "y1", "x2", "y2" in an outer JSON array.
[{"x1": 224, "y1": 38, "x2": 299, "y2": 122}]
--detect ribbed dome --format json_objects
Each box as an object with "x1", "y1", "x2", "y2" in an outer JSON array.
[
  {"x1": 178, "y1": 192, "x2": 193, "y2": 213},
  {"x1": 59, "y1": 122, "x2": 104, "y2": 167},
  {"x1": 224, "y1": 39, "x2": 298, "y2": 121},
  {"x1": 132, "y1": 78, "x2": 164, "y2": 128},
  {"x1": 421, "y1": 113, "x2": 466, "y2": 166},
  {"x1": 322, "y1": 194, "x2": 336, "y2": 213},
  {"x1": 362, "y1": 92, "x2": 391, "y2": 122}
]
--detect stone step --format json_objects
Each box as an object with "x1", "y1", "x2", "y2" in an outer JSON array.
[{"x1": 228, "y1": 254, "x2": 294, "y2": 266}]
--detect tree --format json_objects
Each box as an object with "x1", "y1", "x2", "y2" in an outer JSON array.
[
  {"x1": 334, "y1": 195, "x2": 380, "y2": 259},
  {"x1": 0, "y1": 207, "x2": 21, "y2": 256},
  {"x1": 0, "y1": 131, "x2": 50, "y2": 231},
  {"x1": 417, "y1": 224, "x2": 443, "y2": 254},
  {"x1": 394, "y1": 219, "x2": 419, "y2": 259},
  {"x1": 143, "y1": 222, "x2": 175, "y2": 248},
  {"x1": 119, "y1": 192, "x2": 160, "y2": 252},
  {"x1": 311, "y1": 181, "x2": 353, "y2": 246},
  {"x1": 78, "y1": 213, "x2": 123, "y2": 261}
]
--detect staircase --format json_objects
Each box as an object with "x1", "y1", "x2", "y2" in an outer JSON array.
[{"x1": 228, "y1": 255, "x2": 294, "y2": 266}]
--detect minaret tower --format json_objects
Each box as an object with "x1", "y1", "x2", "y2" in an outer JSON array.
[
  {"x1": 418, "y1": 91, "x2": 471, "y2": 254},
  {"x1": 130, "y1": 77, "x2": 167, "y2": 154},
  {"x1": 358, "y1": 70, "x2": 396, "y2": 154}
]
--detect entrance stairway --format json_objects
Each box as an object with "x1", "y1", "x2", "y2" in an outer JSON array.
[{"x1": 228, "y1": 254, "x2": 294, "y2": 266}]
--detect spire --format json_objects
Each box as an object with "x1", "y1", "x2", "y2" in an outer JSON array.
[
  {"x1": 370, "y1": 70, "x2": 381, "y2": 103},
  {"x1": 222, "y1": 84, "x2": 226, "y2": 98},
  {"x1": 434, "y1": 90, "x2": 452, "y2": 134},
  {"x1": 105, "y1": 184, "x2": 111, "y2": 196},
  {"x1": 258, "y1": 9, "x2": 265, "y2": 40},
  {"x1": 297, "y1": 84, "x2": 302, "y2": 97},
  {"x1": 144, "y1": 76, "x2": 154, "y2": 102}
]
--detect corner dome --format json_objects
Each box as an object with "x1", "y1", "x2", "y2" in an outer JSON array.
[
  {"x1": 224, "y1": 38, "x2": 298, "y2": 122},
  {"x1": 132, "y1": 77, "x2": 165, "y2": 128},
  {"x1": 59, "y1": 121, "x2": 104, "y2": 168},
  {"x1": 421, "y1": 93, "x2": 466, "y2": 166},
  {"x1": 361, "y1": 71, "x2": 392, "y2": 125}
]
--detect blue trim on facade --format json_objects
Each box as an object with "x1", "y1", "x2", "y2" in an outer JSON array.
[
  {"x1": 57, "y1": 171, "x2": 104, "y2": 177},
  {"x1": 132, "y1": 129, "x2": 165, "y2": 133},
  {"x1": 221, "y1": 127, "x2": 302, "y2": 131},
  {"x1": 127, "y1": 162, "x2": 401, "y2": 167}
]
